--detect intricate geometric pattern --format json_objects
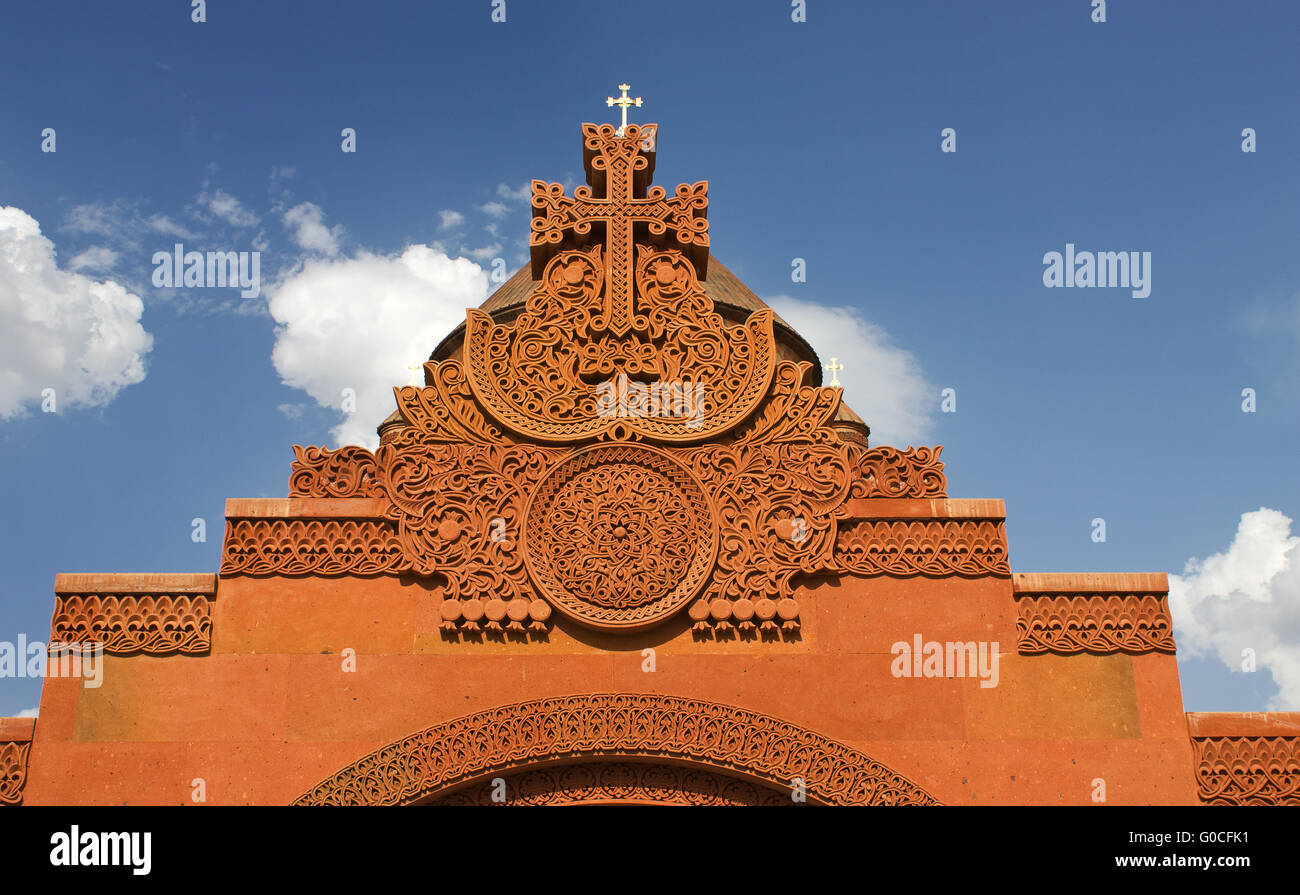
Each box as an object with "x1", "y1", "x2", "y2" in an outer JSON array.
[
  {"x1": 221, "y1": 519, "x2": 406, "y2": 576},
  {"x1": 292, "y1": 693, "x2": 941, "y2": 806},
  {"x1": 524, "y1": 445, "x2": 717, "y2": 630},
  {"x1": 1192, "y1": 736, "x2": 1300, "y2": 805},
  {"x1": 834, "y1": 520, "x2": 1011, "y2": 577},
  {"x1": 51, "y1": 594, "x2": 213, "y2": 655},
  {"x1": 429, "y1": 761, "x2": 791, "y2": 806},
  {"x1": 289, "y1": 445, "x2": 382, "y2": 498},
  {"x1": 0, "y1": 741, "x2": 30, "y2": 807},
  {"x1": 850, "y1": 445, "x2": 948, "y2": 498},
  {"x1": 1015, "y1": 593, "x2": 1176, "y2": 655}
]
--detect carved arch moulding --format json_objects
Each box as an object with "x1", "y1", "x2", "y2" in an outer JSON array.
[
  {"x1": 222, "y1": 123, "x2": 985, "y2": 637},
  {"x1": 292, "y1": 693, "x2": 941, "y2": 806}
]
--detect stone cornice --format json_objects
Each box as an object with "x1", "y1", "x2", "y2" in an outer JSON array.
[
  {"x1": 1013, "y1": 573, "x2": 1174, "y2": 655},
  {"x1": 51, "y1": 574, "x2": 216, "y2": 655},
  {"x1": 0, "y1": 718, "x2": 34, "y2": 807},
  {"x1": 1187, "y1": 714, "x2": 1300, "y2": 805}
]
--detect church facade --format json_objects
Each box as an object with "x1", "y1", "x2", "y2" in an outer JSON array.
[{"x1": 4, "y1": 117, "x2": 1297, "y2": 806}]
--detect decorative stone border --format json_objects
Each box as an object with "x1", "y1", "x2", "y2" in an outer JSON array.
[
  {"x1": 1013, "y1": 573, "x2": 1175, "y2": 655},
  {"x1": 293, "y1": 693, "x2": 940, "y2": 806},
  {"x1": 1187, "y1": 713, "x2": 1300, "y2": 805},
  {"x1": 0, "y1": 718, "x2": 35, "y2": 806},
  {"x1": 52, "y1": 573, "x2": 217, "y2": 656}
]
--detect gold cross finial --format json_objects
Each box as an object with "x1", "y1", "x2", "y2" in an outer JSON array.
[
  {"x1": 606, "y1": 83, "x2": 642, "y2": 136},
  {"x1": 407, "y1": 362, "x2": 424, "y2": 388},
  {"x1": 826, "y1": 357, "x2": 843, "y2": 387}
]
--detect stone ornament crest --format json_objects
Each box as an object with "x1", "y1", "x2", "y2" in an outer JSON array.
[{"x1": 248, "y1": 122, "x2": 982, "y2": 635}]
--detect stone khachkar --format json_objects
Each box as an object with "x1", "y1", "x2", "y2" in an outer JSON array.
[{"x1": 7, "y1": 116, "x2": 1297, "y2": 806}]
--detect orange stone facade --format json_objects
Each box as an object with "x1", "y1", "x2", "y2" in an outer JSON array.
[{"x1": 7, "y1": 123, "x2": 1298, "y2": 806}]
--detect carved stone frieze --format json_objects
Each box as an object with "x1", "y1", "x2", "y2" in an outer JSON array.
[
  {"x1": 292, "y1": 693, "x2": 941, "y2": 806},
  {"x1": 1192, "y1": 736, "x2": 1300, "y2": 805},
  {"x1": 1016, "y1": 593, "x2": 1176, "y2": 655}
]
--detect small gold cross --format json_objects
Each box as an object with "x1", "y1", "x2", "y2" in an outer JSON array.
[
  {"x1": 826, "y1": 357, "x2": 843, "y2": 387},
  {"x1": 407, "y1": 362, "x2": 424, "y2": 388},
  {"x1": 606, "y1": 83, "x2": 642, "y2": 136}
]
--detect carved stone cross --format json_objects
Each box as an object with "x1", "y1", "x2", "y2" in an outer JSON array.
[{"x1": 530, "y1": 124, "x2": 709, "y2": 336}]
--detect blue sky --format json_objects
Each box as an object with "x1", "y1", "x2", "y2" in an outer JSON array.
[{"x1": 2, "y1": 0, "x2": 1298, "y2": 714}]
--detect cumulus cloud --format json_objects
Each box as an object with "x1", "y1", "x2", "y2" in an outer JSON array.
[
  {"x1": 282, "y1": 202, "x2": 342, "y2": 256},
  {"x1": 0, "y1": 207, "x2": 153, "y2": 419},
  {"x1": 68, "y1": 246, "x2": 119, "y2": 272},
  {"x1": 268, "y1": 245, "x2": 489, "y2": 448},
  {"x1": 479, "y1": 201, "x2": 509, "y2": 219},
  {"x1": 438, "y1": 210, "x2": 465, "y2": 230},
  {"x1": 14, "y1": 707, "x2": 37, "y2": 718},
  {"x1": 764, "y1": 295, "x2": 935, "y2": 446},
  {"x1": 496, "y1": 182, "x2": 531, "y2": 202},
  {"x1": 147, "y1": 214, "x2": 197, "y2": 240},
  {"x1": 196, "y1": 189, "x2": 259, "y2": 228},
  {"x1": 1169, "y1": 508, "x2": 1300, "y2": 708}
]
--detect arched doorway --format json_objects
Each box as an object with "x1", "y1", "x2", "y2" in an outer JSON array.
[{"x1": 293, "y1": 693, "x2": 939, "y2": 806}]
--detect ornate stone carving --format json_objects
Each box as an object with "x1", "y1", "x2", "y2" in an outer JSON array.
[
  {"x1": 292, "y1": 693, "x2": 940, "y2": 806},
  {"x1": 834, "y1": 520, "x2": 1011, "y2": 578},
  {"x1": 263, "y1": 124, "x2": 957, "y2": 636},
  {"x1": 1192, "y1": 736, "x2": 1300, "y2": 805},
  {"x1": 221, "y1": 519, "x2": 406, "y2": 576},
  {"x1": 524, "y1": 444, "x2": 718, "y2": 631},
  {"x1": 459, "y1": 124, "x2": 772, "y2": 444},
  {"x1": 1016, "y1": 593, "x2": 1176, "y2": 655},
  {"x1": 850, "y1": 445, "x2": 948, "y2": 498},
  {"x1": 289, "y1": 445, "x2": 382, "y2": 498},
  {"x1": 430, "y1": 761, "x2": 791, "y2": 806},
  {"x1": 51, "y1": 594, "x2": 213, "y2": 655},
  {"x1": 464, "y1": 247, "x2": 774, "y2": 444},
  {"x1": 0, "y1": 741, "x2": 30, "y2": 806}
]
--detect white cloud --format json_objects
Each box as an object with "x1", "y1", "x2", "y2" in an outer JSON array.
[
  {"x1": 68, "y1": 246, "x2": 119, "y2": 272},
  {"x1": 282, "y1": 202, "x2": 342, "y2": 256},
  {"x1": 147, "y1": 214, "x2": 197, "y2": 240},
  {"x1": 0, "y1": 207, "x2": 152, "y2": 420},
  {"x1": 196, "y1": 189, "x2": 259, "y2": 228},
  {"x1": 496, "y1": 182, "x2": 530, "y2": 202},
  {"x1": 277, "y1": 402, "x2": 305, "y2": 421},
  {"x1": 764, "y1": 295, "x2": 935, "y2": 446},
  {"x1": 466, "y1": 243, "x2": 501, "y2": 262},
  {"x1": 479, "y1": 201, "x2": 509, "y2": 219},
  {"x1": 1169, "y1": 508, "x2": 1300, "y2": 709},
  {"x1": 267, "y1": 245, "x2": 489, "y2": 449},
  {"x1": 64, "y1": 199, "x2": 137, "y2": 240},
  {"x1": 14, "y1": 707, "x2": 37, "y2": 718},
  {"x1": 438, "y1": 210, "x2": 465, "y2": 230}
]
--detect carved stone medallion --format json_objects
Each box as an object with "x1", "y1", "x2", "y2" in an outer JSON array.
[{"x1": 522, "y1": 444, "x2": 718, "y2": 631}]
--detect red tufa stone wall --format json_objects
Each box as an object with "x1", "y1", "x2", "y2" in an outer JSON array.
[
  {"x1": 11, "y1": 507, "x2": 1298, "y2": 806},
  {"x1": 9, "y1": 121, "x2": 1299, "y2": 806}
]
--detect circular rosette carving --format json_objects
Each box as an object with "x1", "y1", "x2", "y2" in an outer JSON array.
[{"x1": 523, "y1": 444, "x2": 718, "y2": 631}]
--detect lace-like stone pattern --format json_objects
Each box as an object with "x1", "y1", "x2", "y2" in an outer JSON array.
[{"x1": 524, "y1": 445, "x2": 718, "y2": 631}]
